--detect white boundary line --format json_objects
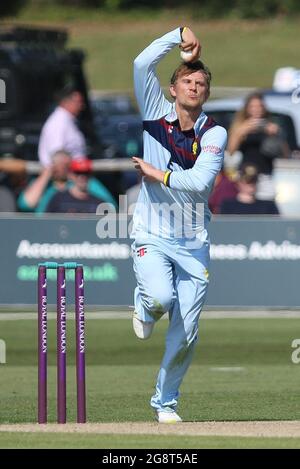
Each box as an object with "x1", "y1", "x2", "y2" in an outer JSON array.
[{"x1": 1, "y1": 310, "x2": 300, "y2": 320}]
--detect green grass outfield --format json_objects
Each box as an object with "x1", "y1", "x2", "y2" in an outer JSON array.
[
  {"x1": 0, "y1": 315, "x2": 300, "y2": 448},
  {"x1": 4, "y1": 6, "x2": 300, "y2": 90}
]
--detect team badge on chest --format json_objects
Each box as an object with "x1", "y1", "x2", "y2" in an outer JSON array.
[{"x1": 192, "y1": 140, "x2": 198, "y2": 156}]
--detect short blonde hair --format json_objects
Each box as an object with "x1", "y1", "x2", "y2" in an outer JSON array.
[{"x1": 170, "y1": 60, "x2": 212, "y2": 91}]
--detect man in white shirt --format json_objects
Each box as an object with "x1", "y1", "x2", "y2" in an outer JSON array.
[{"x1": 38, "y1": 87, "x2": 87, "y2": 167}]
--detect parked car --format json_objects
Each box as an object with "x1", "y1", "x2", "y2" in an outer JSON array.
[
  {"x1": 0, "y1": 26, "x2": 100, "y2": 161},
  {"x1": 90, "y1": 94, "x2": 143, "y2": 159},
  {"x1": 91, "y1": 94, "x2": 143, "y2": 192},
  {"x1": 90, "y1": 93, "x2": 138, "y2": 118}
]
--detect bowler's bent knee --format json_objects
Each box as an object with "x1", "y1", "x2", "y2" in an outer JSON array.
[{"x1": 141, "y1": 290, "x2": 173, "y2": 320}]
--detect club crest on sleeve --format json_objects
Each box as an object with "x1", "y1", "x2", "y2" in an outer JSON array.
[{"x1": 137, "y1": 247, "x2": 147, "y2": 257}]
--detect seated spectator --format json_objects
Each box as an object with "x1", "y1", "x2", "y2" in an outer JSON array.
[
  {"x1": 125, "y1": 181, "x2": 141, "y2": 210},
  {"x1": 209, "y1": 168, "x2": 238, "y2": 214},
  {"x1": 0, "y1": 157, "x2": 27, "y2": 211},
  {"x1": 18, "y1": 150, "x2": 116, "y2": 213},
  {"x1": 38, "y1": 85, "x2": 87, "y2": 167},
  {"x1": 46, "y1": 159, "x2": 105, "y2": 213},
  {"x1": 0, "y1": 158, "x2": 26, "y2": 174},
  {"x1": 0, "y1": 186, "x2": 16, "y2": 212},
  {"x1": 227, "y1": 92, "x2": 289, "y2": 201},
  {"x1": 119, "y1": 170, "x2": 143, "y2": 214},
  {"x1": 220, "y1": 164, "x2": 280, "y2": 215}
]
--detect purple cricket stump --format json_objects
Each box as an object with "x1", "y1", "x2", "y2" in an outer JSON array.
[
  {"x1": 57, "y1": 265, "x2": 67, "y2": 424},
  {"x1": 75, "y1": 266, "x2": 86, "y2": 423},
  {"x1": 38, "y1": 265, "x2": 47, "y2": 424}
]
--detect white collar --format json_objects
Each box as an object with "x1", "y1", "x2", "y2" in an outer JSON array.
[
  {"x1": 165, "y1": 103, "x2": 207, "y2": 134},
  {"x1": 57, "y1": 106, "x2": 76, "y2": 120}
]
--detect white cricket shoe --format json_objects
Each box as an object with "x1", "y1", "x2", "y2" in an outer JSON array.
[
  {"x1": 132, "y1": 313, "x2": 154, "y2": 340},
  {"x1": 156, "y1": 411, "x2": 182, "y2": 424}
]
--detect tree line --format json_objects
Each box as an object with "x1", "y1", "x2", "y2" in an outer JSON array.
[{"x1": 1, "y1": 0, "x2": 300, "y2": 18}]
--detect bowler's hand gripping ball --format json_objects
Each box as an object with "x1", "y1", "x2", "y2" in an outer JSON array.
[{"x1": 180, "y1": 49, "x2": 193, "y2": 62}]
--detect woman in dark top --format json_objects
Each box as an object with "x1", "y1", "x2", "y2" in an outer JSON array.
[{"x1": 227, "y1": 92, "x2": 288, "y2": 200}]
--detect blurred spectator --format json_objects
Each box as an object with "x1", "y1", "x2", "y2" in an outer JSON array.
[
  {"x1": 0, "y1": 186, "x2": 16, "y2": 212},
  {"x1": 46, "y1": 159, "x2": 105, "y2": 213},
  {"x1": 220, "y1": 164, "x2": 280, "y2": 215},
  {"x1": 0, "y1": 158, "x2": 26, "y2": 174},
  {"x1": 119, "y1": 179, "x2": 142, "y2": 214},
  {"x1": 227, "y1": 92, "x2": 289, "y2": 200},
  {"x1": 38, "y1": 86, "x2": 87, "y2": 167},
  {"x1": 209, "y1": 168, "x2": 238, "y2": 214},
  {"x1": 125, "y1": 181, "x2": 141, "y2": 209},
  {"x1": 18, "y1": 150, "x2": 116, "y2": 213},
  {"x1": 0, "y1": 158, "x2": 27, "y2": 211}
]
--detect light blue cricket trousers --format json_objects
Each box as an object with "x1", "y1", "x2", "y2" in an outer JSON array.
[{"x1": 132, "y1": 234, "x2": 210, "y2": 413}]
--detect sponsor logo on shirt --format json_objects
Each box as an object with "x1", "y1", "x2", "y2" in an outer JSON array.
[
  {"x1": 202, "y1": 144, "x2": 222, "y2": 155},
  {"x1": 137, "y1": 247, "x2": 147, "y2": 257}
]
